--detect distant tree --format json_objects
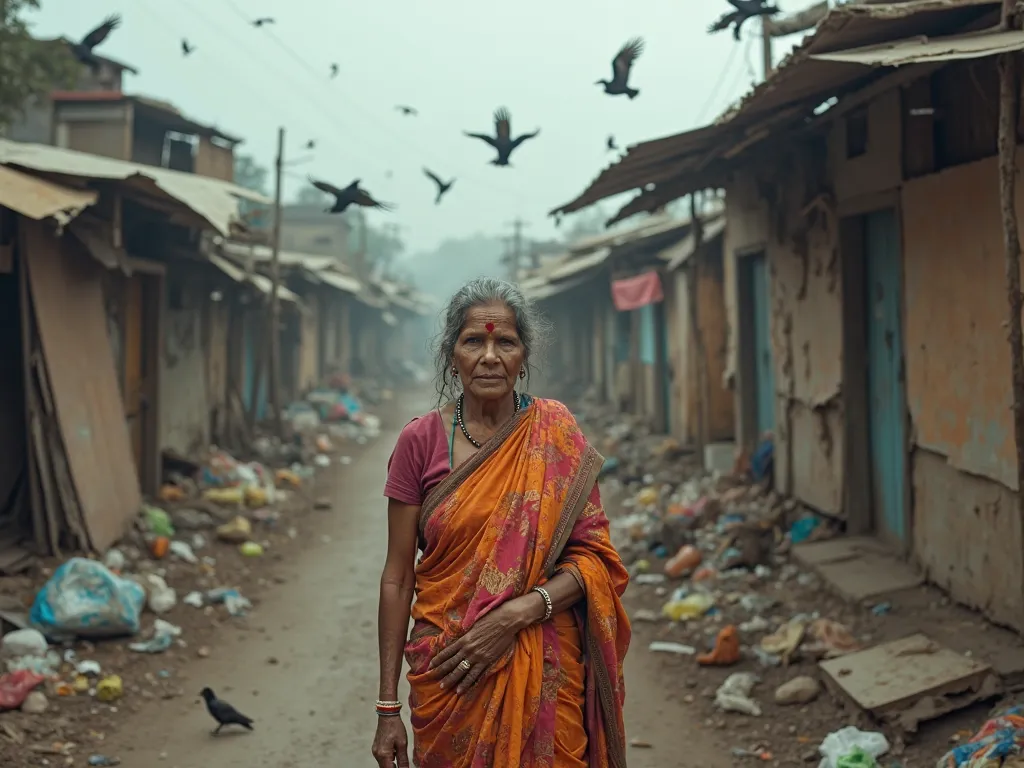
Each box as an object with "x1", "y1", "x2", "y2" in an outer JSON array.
[
  {"x1": 0, "y1": 1, "x2": 78, "y2": 130},
  {"x1": 233, "y1": 154, "x2": 268, "y2": 194}
]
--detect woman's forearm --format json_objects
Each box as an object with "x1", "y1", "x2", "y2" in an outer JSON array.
[
  {"x1": 508, "y1": 571, "x2": 585, "y2": 630},
  {"x1": 377, "y1": 578, "x2": 415, "y2": 700}
]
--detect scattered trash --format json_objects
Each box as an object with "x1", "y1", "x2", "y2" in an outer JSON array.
[
  {"x1": 662, "y1": 592, "x2": 714, "y2": 621},
  {"x1": 664, "y1": 544, "x2": 702, "y2": 578},
  {"x1": 648, "y1": 641, "x2": 696, "y2": 656},
  {"x1": 0, "y1": 670, "x2": 45, "y2": 710},
  {"x1": 88, "y1": 756, "x2": 122, "y2": 767},
  {"x1": 239, "y1": 542, "x2": 265, "y2": 557},
  {"x1": 169, "y1": 540, "x2": 198, "y2": 564},
  {"x1": 96, "y1": 675, "x2": 123, "y2": 702},
  {"x1": 760, "y1": 620, "x2": 805, "y2": 665},
  {"x1": 715, "y1": 672, "x2": 761, "y2": 716},
  {"x1": 870, "y1": 602, "x2": 891, "y2": 617},
  {"x1": 30, "y1": 558, "x2": 146, "y2": 640},
  {"x1": 183, "y1": 591, "x2": 205, "y2": 608},
  {"x1": 936, "y1": 705, "x2": 1024, "y2": 766},
  {"x1": 216, "y1": 516, "x2": 253, "y2": 544},
  {"x1": 207, "y1": 588, "x2": 251, "y2": 617},
  {"x1": 128, "y1": 619, "x2": 182, "y2": 654},
  {"x1": 102, "y1": 548, "x2": 125, "y2": 573},
  {"x1": 138, "y1": 573, "x2": 177, "y2": 615},
  {"x1": 698, "y1": 625, "x2": 740, "y2": 666},
  {"x1": 817, "y1": 727, "x2": 889, "y2": 768},
  {"x1": 142, "y1": 505, "x2": 176, "y2": 537},
  {"x1": 628, "y1": 738, "x2": 653, "y2": 749},
  {"x1": 1, "y1": 628, "x2": 47, "y2": 661}
]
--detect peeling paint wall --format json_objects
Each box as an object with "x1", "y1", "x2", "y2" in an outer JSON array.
[
  {"x1": 299, "y1": 293, "x2": 320, "y2": 392},
  {"x1": 160, "y1": 280, "x2": 209, "y2": 456},
  {"x1": 724, "y1": 148, "x2": 844, "y2": 515},
  {"x1": 902, "y1": 153, "x2": 1024, "y2": 629}
]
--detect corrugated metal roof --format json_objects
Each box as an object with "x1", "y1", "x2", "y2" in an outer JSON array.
[
  {"x1": 522, "y1": 271, "x2": 596, "y2": 302},
  {"x1": 0, "y1": 165, "x2": 96, "y2": 224},
  {"x1": 811, "y1": 26, "x2": 1024, "y2": 66},
  {"x1": 208, "y1": 252, "x2": 300, "y2": 304},
  {"x1": 0, "y1": 139, "x2": 268, "y2": 237},
  {"x1": 548, "y1": 247, "x2": 611, "y2": 282},
  {"x1": 318, "y1": 269, "x2": 362, "y2": 295},
  {"x1": 551, "y1": 0, "x2": 1001, "y2": 223}
]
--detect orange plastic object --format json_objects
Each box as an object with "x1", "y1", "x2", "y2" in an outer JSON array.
[
  {"x1": 664, "y1": 545, "x2": 702, "y2": 578},
  {"x1": 150, "y1": 536, "x2": 170, "y2": 559},
  {"x1": 697, "y1": 625, "x2": 740, "y2": 666}
]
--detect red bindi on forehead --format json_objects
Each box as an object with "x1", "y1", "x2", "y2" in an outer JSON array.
[{"x1": 485, "y1": 322, "x2": 495, "y2": 333}]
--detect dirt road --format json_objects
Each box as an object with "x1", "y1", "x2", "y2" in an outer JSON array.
[{"x1": 110, "y1": 401, "x2": 728, "y2": 767}]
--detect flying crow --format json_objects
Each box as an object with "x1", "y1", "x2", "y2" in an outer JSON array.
[
  {"x1": 596, "y1": 38, "x2": 645, "y2": 99},
  {"x1": 464, "y1": 108, "x2": 540, "y2": 167},
  {"x1": 308, "y1": 177, "x2": 393, "y2": 214}
]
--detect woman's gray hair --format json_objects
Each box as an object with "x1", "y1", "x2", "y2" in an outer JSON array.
[{"x1": 433, "y1": 277, "x2": 549, "y2": 404}]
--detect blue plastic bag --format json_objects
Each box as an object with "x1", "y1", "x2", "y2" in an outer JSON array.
[{"x1": 30, "y1": 558, "x2": 145, "y2": 640}]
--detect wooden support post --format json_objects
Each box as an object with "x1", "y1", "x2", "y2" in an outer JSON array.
[
  {"x1": 998, "y1": 0, "x2": 1024, "y2": 561},
  {"x1": 268, "y1": 127, "x2": 285, "y2": 440},
  {"x1": 688, "y1": 194, "x2": 710, "y2": 458}
]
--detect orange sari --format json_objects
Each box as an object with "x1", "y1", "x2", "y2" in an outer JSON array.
[{"x1": 405, "y1": 398, "x2": 631, "y2": 768}]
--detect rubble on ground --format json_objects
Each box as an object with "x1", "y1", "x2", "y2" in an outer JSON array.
[
  {"x1": 0, "y1": 376, "x2": 385, "y2": 765},
  {"x1": 572, "y1": 391, "x2": 1024, "y2": 767}
]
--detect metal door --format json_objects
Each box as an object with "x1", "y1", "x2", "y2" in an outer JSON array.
[
  {"x1": 865, "y1": 209, "x2": 907, "y2": 547},
  {"x1": 750, "y1": 254, "x2": 775, "y2": 435}
]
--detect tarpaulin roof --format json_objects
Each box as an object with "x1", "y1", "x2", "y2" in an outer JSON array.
[
  {"x1": 0, "y1": 165, "x2": 96, "y2": 225},
  {"x1": 0, "y1": 139, "x2": 268, "y2": 237}
]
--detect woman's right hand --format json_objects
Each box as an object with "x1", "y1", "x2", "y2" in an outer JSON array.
[{"x1": 371, "y1": 716, "x2": 410, "y2": 768}]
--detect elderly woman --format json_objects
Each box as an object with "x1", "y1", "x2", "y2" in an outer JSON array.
[{"x1": 372, "y1": 278, "x2": 631, "y2": 768}]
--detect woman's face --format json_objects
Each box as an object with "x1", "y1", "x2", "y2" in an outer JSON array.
[{"x1": 453, "y1": 302, "x2": 525, "y2": 402}]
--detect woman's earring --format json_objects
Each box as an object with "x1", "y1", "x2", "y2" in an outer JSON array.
[
  {"x1": 451, "y1": 366, "x2": 458, "y2": 377},
  {"x1": 519, "y1": 368, "x2": 526, "y2": 380}
]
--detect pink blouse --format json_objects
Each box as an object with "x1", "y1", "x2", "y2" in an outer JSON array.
[{"x1": 384, "y1": 411, "x2": 452, "y2": 506}]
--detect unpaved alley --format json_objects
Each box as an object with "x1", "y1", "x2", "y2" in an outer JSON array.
[{"x1": 105, "y1": 399, "x2": 728, "y2": 768}]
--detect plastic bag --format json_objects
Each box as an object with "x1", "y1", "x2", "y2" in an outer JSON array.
[
  {"x1": 30, "y1": 558, "x2": 145, "y2": 640},
  {"x1": 818, "y1": 727, "x2": 889, "y2": 768},
  {"x1": 0, "y1": 669, "x2": 45, "y2": 710}
]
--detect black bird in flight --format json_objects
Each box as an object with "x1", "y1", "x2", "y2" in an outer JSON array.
[
  {"x1": 200, "y1": 688, "x2": 254, "y2": 736},
  {"x1": 252, "y1": 17, "x2": 275, "y2": 27},
  {"x1": 309, "y1": 177, "x2": 393, "y2": 214},
  {"x1": 464, "y1": 108, "x2": 540, "y2": 167},
  {"x1": 396, "y1": 105, "x2": 418, "y2": 116},
  {"x1": 181, "y1": 39, "x2": 195, "y2": 56},
  {"x1": 70, "y1": 15, "x2": 120, "y2": 71},
  {"x1": 596, "y1": 38, "x2": 644, "y2": 99},
  {"x1": 607, "y1": 135, "x2": 618, "y2": 151},
  {"x1": 423, "y1": 168, "x2": 455, "y2": 205},
  {"x1": 709, "y1": 0, "x2": 780, "y2": 41},
  {"x1": 330, "y1": 63, "x2": 339, "y2": 78},
  {"x1": 305, "y1": 139, "x2": 316, "y2": 150}
]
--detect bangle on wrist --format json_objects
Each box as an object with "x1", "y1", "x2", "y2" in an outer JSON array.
[
  {"x1": 531, "y1": 585, "x2": 553, "y2": 623},
  {"x1": 375, "y1": 699, "x2": 402, "y2": 717}
]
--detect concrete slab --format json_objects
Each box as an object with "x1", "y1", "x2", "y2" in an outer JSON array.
[
  {"x1": 793, "y1": 536, "x2": 923, "y2": 602},
  {"x1": 820, "y1": 633, "x2": 1000, "y2": 732}
]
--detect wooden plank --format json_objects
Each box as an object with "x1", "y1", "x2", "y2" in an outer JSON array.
[
  {"x1": 16, "y1": 232, "x2": 47, "y2": 556},
  {"x1": 26, "y1": 396, "x2": 62, "y2": 557},
  {"x1": 22, "y1": 219, "x2": 141, "y2": 552}
]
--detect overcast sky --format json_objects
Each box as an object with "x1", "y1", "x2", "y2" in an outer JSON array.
[{"x1": 30, "y1": 0, "x2": 823, "y2": 250}]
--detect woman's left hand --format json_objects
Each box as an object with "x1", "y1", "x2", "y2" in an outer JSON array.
[{"x1": 428, "y1": 599, "x2": 534, "y2": 694}]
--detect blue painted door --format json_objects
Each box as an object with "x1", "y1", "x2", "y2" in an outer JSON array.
[
  {"x1": 750, "y1": 254, "x2": 775, "y2": 435},
  {"x1": 865, "y1": 209, "x2": 907, "y2": 547},
  {"x1": 242, "y1": 317, "x2": 268, "y2": 421}
]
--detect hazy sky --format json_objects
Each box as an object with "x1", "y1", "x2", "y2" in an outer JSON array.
[{"x1": 30, "y1": 0, "x2": 823, "y2": 251}]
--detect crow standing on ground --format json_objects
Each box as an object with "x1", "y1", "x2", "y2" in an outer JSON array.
[
  {"x1": 596, "y1": 38, "x2": 645, "y2": 99},
  {"x1": 464, "y1": 108, "x2": 540, "y2": 167},
  {"x1": 308, "y1": 177, "x2": 393, "y2": 214},
  {"x1": 70, "y1": 15, "x2": 120, "y2": 71},
  {"x1": 423, "y1": 169, "x2": 455, "y2": 204},
  {"x1": 709, "y1": 0, "x2": 781, "y2": 41},
  {"x1": 199, "y1": 688, "x2": 254, "y2": 736}
]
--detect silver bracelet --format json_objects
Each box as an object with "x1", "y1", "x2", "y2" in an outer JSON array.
[{"x1": 531, "y1": 586, "x2": 553, "y2": 623}]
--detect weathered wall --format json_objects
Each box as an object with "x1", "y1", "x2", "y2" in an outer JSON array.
[
  {"x1": 724, "y1": 145, "x2": 844, "y2": 514},
  {"x1": 205, "y1": 300, "x2": 229, "y2": 441},
  {"x1": 194, "y1": 139, "x2": 234, "y2": 182},
  {"x1": 160, "y1": 280, "x2": 209, "y2": 456},
  {"x1": 902, "y1": 153, "x2": 1024, "y2": 629},
  {"x1": 697, "y1": 247, "x2": 734, "y2": 443}
]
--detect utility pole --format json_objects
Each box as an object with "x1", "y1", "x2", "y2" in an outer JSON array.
[
  {"x1": 268, "y1": 126, "x2": 285, "y2": 441},
  {"x1": 504, "y1": 218, "x2": 527, "y2": 281},
  {"x1": 760, "y1": 17, "x2": 773, "y2": 80}
]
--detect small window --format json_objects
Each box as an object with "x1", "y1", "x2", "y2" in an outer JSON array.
[{"x1": 846, "y1": 109, "x2": 868, "y2": 158}]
